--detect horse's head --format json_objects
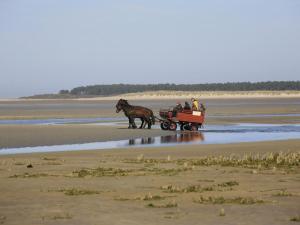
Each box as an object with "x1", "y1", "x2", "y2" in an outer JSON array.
[{"x1": 115, "y1": 99, "x2": 129, "y2": 113}]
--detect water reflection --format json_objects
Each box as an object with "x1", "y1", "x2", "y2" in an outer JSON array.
[
  {"x1": 1, "y1": 124, "x2": 300, "y2": 155},
  {"x1": 129, "y1": 137, "x2": 155, "y2": 145},
  {"x1": 1, "y1": 113, "x2": 300, "y2": 125},
  {"x1": 129, "y1": 132, "x2": 205, "y2": 146},
  {"x1": 161, "y1": 132, "x2": 204, "y2": 143}
]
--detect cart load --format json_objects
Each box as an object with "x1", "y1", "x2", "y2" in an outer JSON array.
[{"x1": 158, "y1": 104, "x2": 205, "y2": 131}]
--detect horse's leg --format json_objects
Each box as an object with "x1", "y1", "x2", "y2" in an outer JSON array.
[
  {"x1": 141, "y1": 117, "x2": 147, "y2": 129},
  {"x1": 128, "y1": 117, "x2": 135, "y2": 129},
  {"x1": 143, "y1": 117, "x2": 151, "y2": 129},
  {"x1": 139, "y1": 118, "x2": 144, "y2": 129},
  {"x1": 131, "y1": 117, "x2": 137, "y2": 129},
  {"x1": 147, "y1": 117, "x2": 152, "y2": 129},
  {"x1": 128, "y1": 118, "x2": 132, "y2": 129},
  {"x1": 143, "y1": 115, "x2": 152, "y2": 129}
]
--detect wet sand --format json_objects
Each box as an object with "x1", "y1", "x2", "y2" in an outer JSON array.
[
  {"x1": 0, "y1": 97, "x2": 299, "y2": 225},
  {"x1": 1, "y1": 98, "x2": 300, "y2": 121},
  {"x1": 0, "y1": 125, "x2": 173, "y2": 149},
  {"x1": 1, "y1": 98, "x2": 300, "y2": 149}
]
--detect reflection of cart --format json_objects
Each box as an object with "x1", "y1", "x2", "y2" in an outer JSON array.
[{"x1": 158, "y1": 108, "x2": 205, "y2": 131}]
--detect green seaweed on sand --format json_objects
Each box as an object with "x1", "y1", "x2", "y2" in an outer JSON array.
[
  {"x1": 290, "y1": 216, "x2": 300, "y2": 222},
  {"x1": 72, "y1": 165, "x2": 192, "y2": 178},
  {"x1": 218, "y1": 181, "x2": 239, "y2": 187},
  {"x1": 160, "y1": 184, "x2": 212, "y2": 193},
  {"x1": 272, "y1": 189, "x2": 293, "y2": 197},
  {"x1": 136, "y1": 193, "x2": 171, "y2": 201},
  {"x1": 193, "y1": 196, "x2": 265, "y2": 205},
  {"x1": 9, "y1": 173, "x2": 59, "y2": 178},
  {"x1": 53, "y1": 188, "x2": 101, "y2": 196},
  {"x1": 0, "y1": 216, "x2": 6, "y2": 224},
  {"x1": 161, "y1": 180, "x2": 239, "y2": 193},
  {"x1": 72, "y1": 167, "x2": 132, "y2": 177},
  {"x1": 147, "y1": 201, "x2": 178, "y2": 208},
  {"x1": 176, "y1": 152, "x2": 300, "y2": 169},
  {"x1": 114, "y1": 197, "x2": 131, "y2": 201}
]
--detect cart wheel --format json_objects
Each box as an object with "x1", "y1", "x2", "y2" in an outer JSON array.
[
  {"x1": 160, "y1": 121, "x2": 170, "y2": 130},
  {"x1": 180, "y1": 123, "x2": 184, "y2": 131},
  {"x1": 191, "y1": 123, "x2": 199, "y2": 131},
  {"x1": 169, "y1": 122, "x2": 177, "y2": 131},
  {"x1": 182, "y1": 123, "x2": 191, "y2": 131}
]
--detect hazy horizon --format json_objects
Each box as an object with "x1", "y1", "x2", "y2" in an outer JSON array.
[{"x1": 1, "y1": 0, "x2": 299, "y2": 97}]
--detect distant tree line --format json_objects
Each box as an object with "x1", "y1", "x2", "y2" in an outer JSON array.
[{"x1": 59, "y1": 81, "x2": 300, "y2": 96}]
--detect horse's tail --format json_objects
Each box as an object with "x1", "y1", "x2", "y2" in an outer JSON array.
[{"x1": 151, "y1": 112, "x2": 155, "y2": 125}]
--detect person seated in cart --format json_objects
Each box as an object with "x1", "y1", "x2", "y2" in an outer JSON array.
[
  {"x1": 172, "y1": 102, "x2": 183, "y2": 116},
  {"x1": 191, "y1": 98, "x2": 199, "y2": 111},
  {"x1": 184, "y1": 101, "x2": 191, "y2": 110},
  {"x1": 191, "y1": 98, "x2": 206, "y2": 112},
  {"x1": 199, "y1": 103, "x2": 206, "y2": 112}
]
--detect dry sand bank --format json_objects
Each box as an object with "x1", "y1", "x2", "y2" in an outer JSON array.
[
  {"x1": 0, "y1": 140, "x2": 299, "y2": 225},
  {"x1": 77, "y1": 90, "x2": 300, "y2": 100},
  {"x1": 1, "y1": 98, "x2": 300, "y2": 121},
  {"x1": 5, "y1": 90, "x2": 300, "y2": 101}
]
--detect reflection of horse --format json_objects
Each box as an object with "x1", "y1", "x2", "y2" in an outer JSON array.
[
  {"x1": 116, "y1": 99, "x2": 155, "y2": 129},
  {"x1": 160, "y1": 132, "x2": 204, "y2": 143},
  {"x1": 128, "y1": 133, "x2": 204, "y2": 146},
  {"x1": 141, "y1": 137, "x2": 155, "y2": 144},
  {"x1": 128, "y1": 137, "x2": 155, "y2": 145}
]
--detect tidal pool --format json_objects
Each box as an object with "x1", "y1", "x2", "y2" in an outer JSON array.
[
  {"x1": 0, "y1": 123, "x2": 300, "y2": 155},
  {"x1": 1, "y1": 113, "x2": 300, "y2": 125}
]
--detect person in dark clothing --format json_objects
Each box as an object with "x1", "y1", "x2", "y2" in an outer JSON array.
[
  {"x1": 173, "y1": 102, "x2": 183, "y2": 116},
  {"x1": 199, "y1": 103, "x2": 206, "y2": 112},
  {"x1": 184, "y1": 101, "x2": 191, "y2": 110}
]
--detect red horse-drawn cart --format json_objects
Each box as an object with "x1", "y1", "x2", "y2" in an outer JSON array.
[{"x1": 158, "y1": 108, "x2": 205, "y2": 131}]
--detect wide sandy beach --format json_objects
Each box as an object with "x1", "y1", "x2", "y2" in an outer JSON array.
[
  {"x1": 0, "y1": 97, "x2": 299, "y2": 225},
  {"x1": 0, "y1": 140, "x2": 299, "y2": 225}
]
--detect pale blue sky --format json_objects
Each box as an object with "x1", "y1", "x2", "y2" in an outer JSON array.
[{"x1": 0, "y1": 0, "x2": 299, "y2": 97}]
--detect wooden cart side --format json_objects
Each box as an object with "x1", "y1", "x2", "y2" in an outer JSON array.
[{"x1": 176, "y1": 112, "x2": 205, "y2": 124}]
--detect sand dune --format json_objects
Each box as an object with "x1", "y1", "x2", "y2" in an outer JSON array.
[{"x1": 76, "y1": 90, "x2": 300, "y2": 100}]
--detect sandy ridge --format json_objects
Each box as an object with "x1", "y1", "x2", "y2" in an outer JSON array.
[{"x1": 2, "y1": 90, "x2": 300, "y2": 101}]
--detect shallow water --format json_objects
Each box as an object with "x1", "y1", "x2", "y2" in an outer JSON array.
[
  {"x1": 1, "y1": 113, "x2": 300, "y2": 125},
  {"x1": 0, "y1": 123, "x2": 300, "y2": 155},
  {"x1": 207, "y1": 113, "x2": 300, "y2": 118}
]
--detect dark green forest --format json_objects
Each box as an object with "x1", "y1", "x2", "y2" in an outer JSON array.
[{"x1": 60, "y1": 81, "x2": 300, "y2": 96}]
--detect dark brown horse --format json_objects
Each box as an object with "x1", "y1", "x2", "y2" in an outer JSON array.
[{"x1": 116, "y1": 99, "x2": 155, "y2": 129}]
